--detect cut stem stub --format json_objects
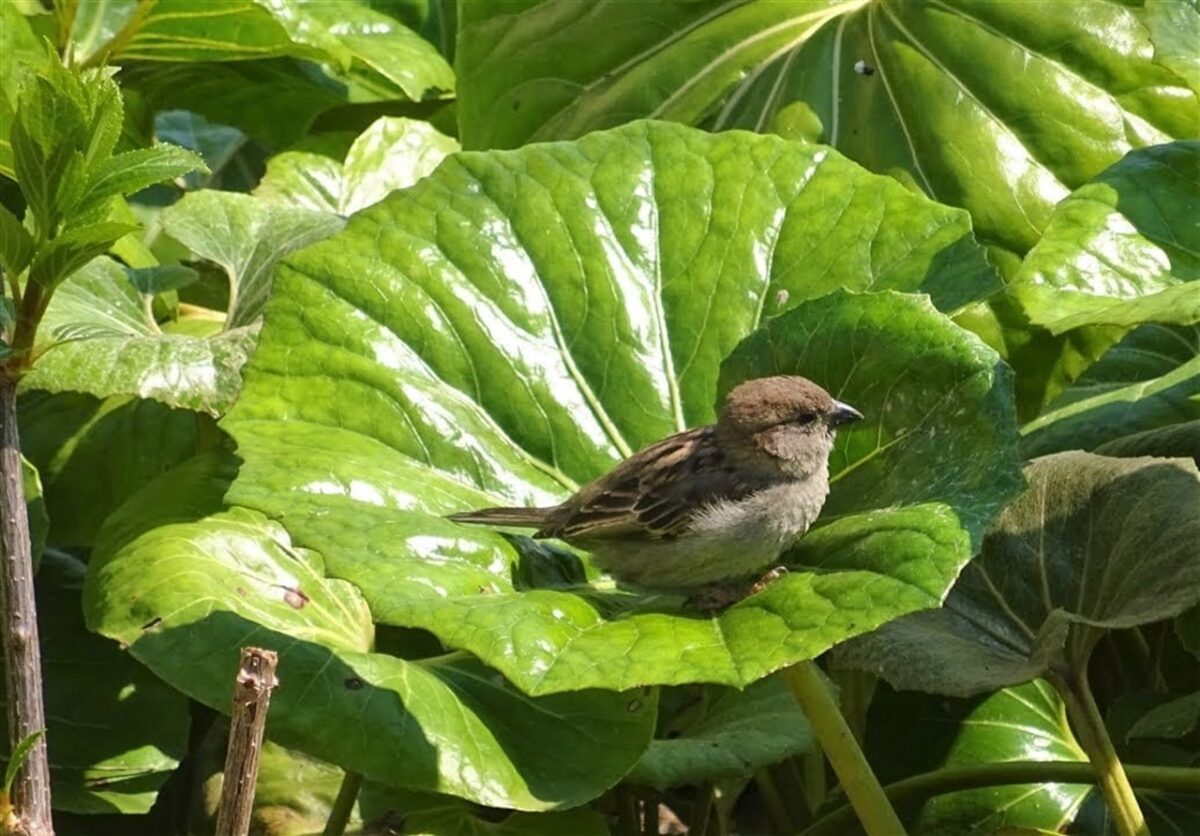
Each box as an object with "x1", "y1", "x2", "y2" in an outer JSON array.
[{"x1": 215, "y1": 647, "x2": 280, "y2": 836}]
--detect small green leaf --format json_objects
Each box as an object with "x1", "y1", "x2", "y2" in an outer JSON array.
[
  {"x1": 78, "y1": 144, "x2": 206, "y2": 212},
  {"x1": 27, "y1": 220, "x2": 137, "y2": 289},
  {"x1": 20, "y1": 258, "x2": 253, "y2": 413},
  {"x1": 0, "y1": 1, "x2": 48, "y2": 178},
  {"x1": 159, "y1": 191, "x2": 344, "y2": 328},
  {"x1": 834, "y1": 452, "x2": 1200, "y2": 697},
  {"x1": 2, "y1": 730, "x2": 43, "y2": 798},
  {"x1": 1013, "y1": 142, "x2": 1200, "y2": 333},
  {"x1": 0, "y1": 203, "x2": 34, "y2": 276},
  {"x1": 256, "y1": 116, "x2": 458, "y2": 215},
  {"x1": 10, "y1": 59, "x2": 124, "y2": 232},
  {"x1": 627, "y1": 676, "x2": 811, "y2": 790},
  {"x1": 0, "y1": 299, "x2": 14, "y2": 336}
]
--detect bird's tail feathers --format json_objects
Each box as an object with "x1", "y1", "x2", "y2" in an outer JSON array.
[{"x1": 447, "y1": 506, "x2": 550, "y2": 528}]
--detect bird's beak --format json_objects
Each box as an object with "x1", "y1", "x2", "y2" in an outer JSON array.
[{"x1": 829, "y1": 401, "x2": 864, "y2": 426}]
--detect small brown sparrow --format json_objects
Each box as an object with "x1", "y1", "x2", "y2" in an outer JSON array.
[{"x1": 449, "y1": 376, "x2": 862, "y2": 589}]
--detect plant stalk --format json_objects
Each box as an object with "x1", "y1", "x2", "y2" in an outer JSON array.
[
  {"x1": 0, "y1": 379, "x2": 53, "y2": 836},
  {"x1": 1055, "y1": 669, "x2": 1149, "y2": 836},
  {"x1": 689, "y1": 782, "x2": 714, "y2": 836},
  {"x1": 322, "y1": 771, "x2": 362, "y2": 836},
  {"x1": 215, "y1": 647, "x2": 279, "y2": 836},
  {"x1": 784, "y1": 661, "x2": 906, "y2": 836},
  {"x1": 754, "y1": 767, "x2": 795, "y2": 834},
  {"x1": 800, "y1": 760, "x2": 1199, "y2": 835}
]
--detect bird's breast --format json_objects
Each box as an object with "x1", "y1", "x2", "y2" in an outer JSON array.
[{"x1": 692, "y1": 479, "x2": 829, "y2": 546}]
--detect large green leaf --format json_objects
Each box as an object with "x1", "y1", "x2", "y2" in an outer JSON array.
[
  {"x1": 256, "y1": 116, "x2": 459, "y2": 215},
  {"x1": 719, "y1": 291, "x2": 1020, "y2": 544},
  {"x1": 276, "y1": 0, "x2": 454, "y2": 103},
  {"x1": 19, "y1": 257, "x2": 256, "y2": 415},
  {"x1": 860, "y1": 681, "x2": 1092, "y2": 836},
  {"x1": 1, "y1": 550, "x2": 188, "y2": 814},
  {"x1": 1012, "y1": 142, "x2": 1200, "y2": 333},
  {"x1": 221, "y1": 122, "x2": 1014, "y2": 695},
  {"x1": 833, "y1": 452, "x2": 1200, "y2": 698},
  {"x1": 83, "y1": 456, "x2": 656, "y2": 811},
  {"x1": 1022, "y1": 324, "x2": 1200, "y2": 458},
  {"x1": 160, "y1": 190, "x2": 344, "y2": 328},
  {"x1": 105, "y1": 0, "x2": 326, "y2": 63},
  {"x1": 17, "y1": 391, "x2": 217, "y2": 547},
  {"x1": 626, "y1": 676, "x2": 811, "y2": 790},
  {"x1": 121, "y1": 60, "x2": 345, "y2": 149},
  {"x1": 456, "y1": 0, "x2": 1199, "y2": 254}
]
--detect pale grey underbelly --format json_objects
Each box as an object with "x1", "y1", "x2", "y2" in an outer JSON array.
[{"x1": 586, "y1": 481, "x2": 827, "y2": 588}]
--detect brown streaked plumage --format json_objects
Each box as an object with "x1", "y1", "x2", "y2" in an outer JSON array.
[{"x1": 448, "y1": 375, "x2": 863, "y2": 589}]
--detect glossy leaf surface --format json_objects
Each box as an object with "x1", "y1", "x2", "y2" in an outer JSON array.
[
  {"x1": 84, "y1": 456, "x2": 656, "y2": 811},
  {"x1": 21, "y1": 257, "x2": 254, "y2": 414},
  {"x1": 256, "y1": 116, "x2": 459, "y2": 215},
  {"x1": 456, "y1": 0, "x2": 1199, "y2": 253},
  {"x1": 159, "y1": 190, "x2": 344, "y2": 329},
  {"x1": 863, "y1": 681, "x2": 1091, "y2": 836},
  {"x1": 223, "y1": 122, "x2": 1015, "y2": 695},
  {"x1": 834, "y1": 452, "x2": 1200, "y2": 697},
  {"x1": 1013, "y1": 142, "x2": 1200, "y2": 333}
]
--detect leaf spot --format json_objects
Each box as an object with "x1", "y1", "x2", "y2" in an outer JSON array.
[
  {"x1": 281, "y1": 585, "x2": 310, "y2": 609},
  {"x1": 344, "y1": 677, "x2": 364, "y2": 690}
]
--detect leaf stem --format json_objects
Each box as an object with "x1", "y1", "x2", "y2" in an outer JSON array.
[
  {"x1": 753, "y1": 767, "x2": 795, "y2": 834},
  {"x1": 800, "y1": 760, "x2": 1199, "y2": 835},
  {"x1": 322, "y1": 771, "x2": 361, "y2": 836},
  {"x1": 688, "y1": 782, "x2": 714, "y2": 836},
  {"x1": 1055, "y1": 669, "x2": 1149, "y2": 836},
  {"x1": 784, "y1": 661, "x2": 906, "y2": 836}
]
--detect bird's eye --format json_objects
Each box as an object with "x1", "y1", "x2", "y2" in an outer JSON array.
[{"x1": 796, "y1": 413, "x2": 816, "y2": 425}]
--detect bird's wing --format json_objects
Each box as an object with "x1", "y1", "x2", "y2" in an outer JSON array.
[{"x1": 538, "y1": 426, "x2": 759, "y2": 542}]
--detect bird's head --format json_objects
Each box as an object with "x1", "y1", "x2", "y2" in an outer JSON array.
[{"x1": 717, "y1": 375, "x2": 862, "y2": 477}]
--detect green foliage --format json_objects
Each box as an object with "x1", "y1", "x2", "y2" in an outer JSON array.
[
  {"x1": 834, "y1": 452, "x2": 1200, "y2": 696},
  {"x1": 2, "y1": 3, "x2": 1198, "y2": 834},
  {"x1": 0, "y1": 551, "x2": 188, "y2": 813},
  {"x1": 1013, "y1": 142, "x2": 1200, "y2": 333},
  {"x1": 455, "y1": 0, "x2": 1199, "y2": 255}
]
